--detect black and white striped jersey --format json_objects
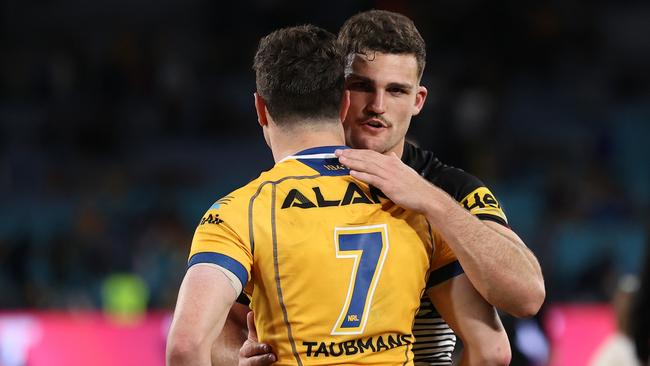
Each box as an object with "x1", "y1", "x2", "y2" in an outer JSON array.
[{"x1": 402, "y1": 142, "x2": 509, "y2": 365}]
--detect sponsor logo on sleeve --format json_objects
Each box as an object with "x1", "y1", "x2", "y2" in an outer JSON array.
[
  {"x1": 460, "y1": 187, "x2": 507, "y2": 222},
  {"x1": 200, "y1": 213, "x2": 224, "y2": 225}
]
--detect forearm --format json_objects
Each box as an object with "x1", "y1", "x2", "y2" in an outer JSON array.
[
  {"x1": 211, "y1": 303, "x2": 249, "y2": 366},
  {"x1": 428, "y1": 275, "x2": 511, "y2": 366},
  {"x1": 211, "y1": 317, "x2": 247, "y2": 365},
  {"x1": 424, "y1": 185, "x2": 544, "y2": 317}
]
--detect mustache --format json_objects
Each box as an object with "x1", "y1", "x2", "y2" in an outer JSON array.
[{"x1": 363, "y1": 113, "x2": 391, "y2": 127}]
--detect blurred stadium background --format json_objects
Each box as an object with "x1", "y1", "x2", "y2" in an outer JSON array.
[{"x1": 0, "y1": 0, "x2": 648, "y2": 365}]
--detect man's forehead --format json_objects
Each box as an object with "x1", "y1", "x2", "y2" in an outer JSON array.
[{"x1": 345, "y1": 52, "x2": 419, "y2": 84}]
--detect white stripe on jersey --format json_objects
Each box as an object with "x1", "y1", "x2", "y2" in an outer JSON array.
[
  {"x1": 412, "y1": 337, "x2": 456, "y2": 347},
  {"x1": 412, "y1": 298, "x2": 456, "y2": 366},
  {"x1": 279, "y1": 153, "x2": 336, "y2": 162}
]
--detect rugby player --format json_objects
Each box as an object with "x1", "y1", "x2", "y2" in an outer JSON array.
[{"x1": 167, "y1": 24, "x2": 510, "y2": 366}]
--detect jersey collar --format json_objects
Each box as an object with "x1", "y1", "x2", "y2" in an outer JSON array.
[{"x1": 279, "y1": 145, "x2": 349, "y2": 162}]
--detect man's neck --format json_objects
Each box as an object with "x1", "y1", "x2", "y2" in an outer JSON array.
[
  {"x1": 270, "y1": 123, "x2": 346, "y2": 162},
  {"x1": 388, "y1": 138, "x2": 406, "y2": 159}
]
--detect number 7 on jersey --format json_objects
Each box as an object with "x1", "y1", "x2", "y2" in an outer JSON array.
[{"x1": 331, "y1": 224, "x2": 390, "y2": 335}]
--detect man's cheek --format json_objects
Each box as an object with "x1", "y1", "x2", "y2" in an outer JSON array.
[{"x1": 348, "y1": 95, "x2": 367, "y2": 110}]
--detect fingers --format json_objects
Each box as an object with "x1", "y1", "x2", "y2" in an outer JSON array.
[
  {"x1": 240, "y1": 340, "x2": 274, "y2": 358},
  {"x1": 335, "y1": 149, "x2": 382, "y2": 164},
  {"x1": 349, "y1": 169, "x2": 383, "y2": 188},
  {"x1": 336, "y1": 149, "x2": 406, "y2": 188},
  {"x1": 335, "y1": 148, "x2": 400, "y2": 161},
  {"x1": 336, "y1": 150, "x2": 386, "y2": 177},
  {"x1": 240, "y1": 311, "x2": 276, "y2": 365},
  {"x1": 239, "y1": 340, "x2": 276, "y2": 365},
  {"x1": 338, "y1": 155, "x2": 374, "y2": 175},
  {"x1": 246, "y1": 311, "x2": 257, "y2": 341},
  {"x1": 336, "y1": 149, "x2": 400, "y2": 170},
  {"x1": 239, "y1": 353, "x2": 276, "y2": 366},
  {"x1": 335, "y1": 148, "x2": 380, "y2": 158}
]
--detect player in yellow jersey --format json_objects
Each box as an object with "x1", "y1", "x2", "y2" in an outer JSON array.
[
  {"x1": 187, "y1": 148, "x2": 453, "y2": 365},
  {"x1": 166, "y1": 24, "x2": 509, "y2": 365}
]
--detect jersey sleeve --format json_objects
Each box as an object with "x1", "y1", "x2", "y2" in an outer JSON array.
[
  {"x1": 402, "y1": 143, "x2": 510, "y2": 227},
  {"x1": 188, "y1": 194, "x2": 253, "y2": 293},
  {"x1": 459, "y1": 186, "x2": 508, "y2": 226},
  {"x1": 435, "y1": 168, "x2": 509, "y2": 228},
  {"x1": 426, "y1": 232, "x2": 464, "y2": 289}
]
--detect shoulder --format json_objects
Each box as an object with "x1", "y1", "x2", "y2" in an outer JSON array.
[
  {"x1": 201, "y1": 162, "x2": 312, "y2": 221},
  {"x1": 210, "y1": 179, "x2": 263, "y2": 213},
  {"x1": 402, "y1": 142, "x2": 484, "y2": 201},
  {"x1": 197, "y1": 170, "x2": 274, "y2": 230},
  {"x1": 402, "y1": 142, "x2": 509, "y2": 226}
]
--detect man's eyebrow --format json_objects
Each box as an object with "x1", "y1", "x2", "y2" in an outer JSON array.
[
  {"x1": 346, "y1": 74, "x2": 373, "y2": 83},
  {"x1": 347, "y1": 73, "x2": 413, "y2": 90},
  {"x1": 347, "y1": 74, "x2": 414, "y2": 90}
]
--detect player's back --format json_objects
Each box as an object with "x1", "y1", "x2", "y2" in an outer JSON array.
[{"x1": 190, "y1": 146, "x2": 455, "y2": 365}]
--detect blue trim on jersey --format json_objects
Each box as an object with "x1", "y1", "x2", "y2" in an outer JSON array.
[
  {"x1": 293, "y1": 145, "x2": 349, "y2": 155},
  {"x1": 426, "y1": 260, "x2": 464, "y2": 288},
  {"x1": 297, "y1": 157, "x2": 350, "y2": 176},
  {"x1": 188, "y1": 252, "x2": 248, "y2": 287}
]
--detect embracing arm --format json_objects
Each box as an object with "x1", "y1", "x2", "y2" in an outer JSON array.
[
  {"x1": 428, "y1": 274, "x2": 511, "y2": 365},
  {"x1": 167, "y1": 265, "x2": 237, "y2": 366},
  {"x1": 336, "y1": 149, "x2": 545, "y2": 317},
  {"x1": 422, "y1": 190, "x2": 544, "y2": 317}
]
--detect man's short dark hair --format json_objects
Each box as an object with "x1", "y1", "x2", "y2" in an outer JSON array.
[
  {"x1": 253, "y1": 25, "x2": 345, "y2": 125},
  {"x1": 338, "y1": 10, "x2": 426, "y2": 79}
]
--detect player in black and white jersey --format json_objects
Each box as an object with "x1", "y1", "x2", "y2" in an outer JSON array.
[
  {"x1": 402, "y1": 141, "x2": 511, "y2": 365},
  {"x1": 218, "y1": 10, "x2": 544, "y2": 366}
]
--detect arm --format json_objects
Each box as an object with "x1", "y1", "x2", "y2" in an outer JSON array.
[
  {"x1": 427, "y1": 274, "x2": 511, "y2": 365},
  {"x1": 336, "y1": 149, "x2": 545, "y2": 317},
  {"x1": 424, "y1": 193, "x2": 544, "y2": 317},
  {"x1": 167, "y1": 265, "x2": 238, "y2": 366},
  {"x1": 211, "y1": 303, "x2": 248, "y2": 366},
  {"x1": 211, "y1": 304, "x2": 277, "y2": 366}
]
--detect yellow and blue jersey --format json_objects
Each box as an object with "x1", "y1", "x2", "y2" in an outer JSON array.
[{"x1": 188, "y1": 146, "x2": 461, "y2": 365}]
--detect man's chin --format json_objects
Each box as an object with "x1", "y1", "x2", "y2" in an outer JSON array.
[{"x1": 349, "y1": 137, "x2": 388, "y2": 153}]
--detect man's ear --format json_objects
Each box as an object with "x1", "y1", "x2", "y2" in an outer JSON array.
[
  {"x1": 412, "y1": 85, "x2": 428, "y2": 116},
  {"x1": 254, "y1": 92, "x2": 269, "y2": 127},
  {"x1": 339, "y1": 90, "x2": 350, "y2": 122}
]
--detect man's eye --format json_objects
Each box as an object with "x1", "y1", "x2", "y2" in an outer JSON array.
[{"x1": 388, "y1": 88, "x2": 406, "y2": 95}]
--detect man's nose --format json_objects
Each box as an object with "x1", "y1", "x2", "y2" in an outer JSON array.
[{"x1": 366, "y1": 91, "x2": 386, "y2": 114}]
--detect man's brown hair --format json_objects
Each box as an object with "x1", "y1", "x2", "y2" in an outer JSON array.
[
  {"x1": 338, "y1": 10, "x2": 426, "y2": 78},
  {"x1": 253, "y1": 25, "x2": 345, "y2": 125}
]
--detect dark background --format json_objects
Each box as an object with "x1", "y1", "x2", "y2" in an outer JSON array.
[{"x1": 1, "y1": 0, "x2": 648, "y2": 338}]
